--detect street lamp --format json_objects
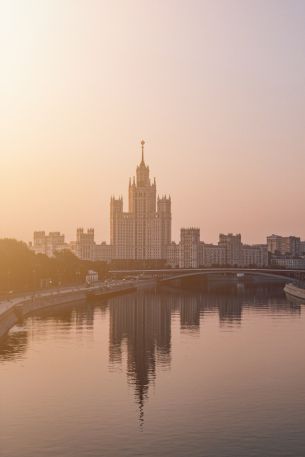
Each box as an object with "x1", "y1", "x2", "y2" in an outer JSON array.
[
  {"x1": 32, "y1": 269, "x2": 36, "y2": 290},
  {"x1": 7, "y1": 269, "x2": 11, "y2": 292}
]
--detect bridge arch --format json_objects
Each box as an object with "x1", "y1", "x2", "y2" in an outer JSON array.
[
  {"x1": 110, "y1": 267, "x2": 305, "y2": 284},
  {"x1": 159, "y1": 270, "x2": 297, "y2": 283}
]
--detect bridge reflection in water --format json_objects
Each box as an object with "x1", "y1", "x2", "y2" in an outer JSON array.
[{"x1": 0, "y1": 285, "x2": 302, "y2": 425}]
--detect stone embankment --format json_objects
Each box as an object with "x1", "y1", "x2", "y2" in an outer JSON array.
[
  {"x1": 284, "y1": 283, "x2": 305, "y2": 301},
  {"x1": 0, "y1": 278, "x2": 155, "y2": 339}
]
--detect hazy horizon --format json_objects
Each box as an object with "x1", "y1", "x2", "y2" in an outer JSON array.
[{"x1": 1, "y1": 0, "x2": 305, "y2": 245}]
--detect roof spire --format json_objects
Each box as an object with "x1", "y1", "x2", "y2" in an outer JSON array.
[{"x1": 141, "y1": 140, "x2": 145, "y2": 163}]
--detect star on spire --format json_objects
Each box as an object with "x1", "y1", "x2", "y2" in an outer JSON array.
[{"x1": 141, "y1": 140, "x2": 145, "y2": 163}]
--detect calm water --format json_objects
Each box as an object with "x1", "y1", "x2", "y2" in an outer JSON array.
[{"x1": 1, "y1": 284, "x2": 305, "y2": 457}]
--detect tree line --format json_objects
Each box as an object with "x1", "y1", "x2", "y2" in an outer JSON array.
[
  {"x1": 0, "y1": 239, "x2": 109, "y2": 294},
  {"x1": 0, "y1": 239, "x2": 168, "y2": 295}
]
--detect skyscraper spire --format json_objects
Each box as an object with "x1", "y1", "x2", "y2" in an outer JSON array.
[{"x1": 141, "y1": 140, "x2": 145, "y2": 163}]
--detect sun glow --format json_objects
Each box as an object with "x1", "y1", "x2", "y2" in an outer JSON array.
[{"x1": 1, "y1": 1, "x2": 305, "y2": 244}]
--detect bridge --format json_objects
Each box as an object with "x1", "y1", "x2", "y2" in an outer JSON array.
[{"x1": 110, "y1": 268, "x2": 305, "y2": 283}]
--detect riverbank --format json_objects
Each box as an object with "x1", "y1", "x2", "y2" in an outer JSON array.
[
  {"x1": 284, "y1": 283, "x2": 305, "y2": 302},
  {"x1": 0, "y1": 278, "x2": 156, "y2": 340}
]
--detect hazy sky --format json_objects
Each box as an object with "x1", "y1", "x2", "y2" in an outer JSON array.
[{"x1": 1, "y1": 0, "x2": 305, "y2": 244}]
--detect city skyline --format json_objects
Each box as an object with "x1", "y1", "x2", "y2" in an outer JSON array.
[
  {"x1": 29, "y1": 148, "x2": 304, "y2": 270},
  {"x1": 2, "y1": 139, "x2": 305, "y2": 246},
  {"x1": 1, "y1": 1, "x2": 305, "y2": 245}
]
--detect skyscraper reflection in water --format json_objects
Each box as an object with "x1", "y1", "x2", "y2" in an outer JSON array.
[
  {"x1": 0, "y1": 284, "x2": 301, "y2": 428},
  {"x1": 107, "y1": 284, "x2": 299, "y2": 425},
  {"x1": 1, "y1": 285, "x2": 305, "y2": 456},
  {"x1": 109, "y1": 290, "x2": 172, "y2": 425}
]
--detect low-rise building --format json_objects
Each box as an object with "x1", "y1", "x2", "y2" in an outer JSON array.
[
  {"x1": 200, "y1": 237, "x2": 268, "y2": 268},
  {"x1": 200, "y1": 243, "x2": 226, "y2": 267},
  {"x1": 267, "y1": 234, "x2": 301, "y2": 256},
  {"x1": 31, "y1": 231, "x2": 68, "y2": 257},
  {"x1": 242, "y1": 244, "x2": 268, "y2": 267},
  {"x1": 95, "y1": 243, "x2": 115, "y2": 263},
  {"x1": 85, "y1": 270, "x2": 99, "y2": 284},
  {"x1": 271, "y1": 257, "x2": 305, "y2": 270}
]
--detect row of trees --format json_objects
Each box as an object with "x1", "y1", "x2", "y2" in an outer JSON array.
[
  {"x1": 0, "y1": 238, "x2": 172, "y2": 295},
  {"x1": 0, "y1": 239, "x2": 109, "y2": 294},
  {"x1": 0, "y1": 239, "x2": 169, "y2": 295}
]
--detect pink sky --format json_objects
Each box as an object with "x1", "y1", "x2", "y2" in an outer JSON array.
[{"x1": 1, "y1": 0, "x2": 305, "y2": 244}]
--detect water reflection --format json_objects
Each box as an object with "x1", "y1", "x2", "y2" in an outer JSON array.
[
  {"x1": 0, "y1": 301, "x2": 102, "y2": 362},
  {"x1": 180, "y1": 296, "x2": 200, "y2": 332},
  {"x1": 0, "y1": 284, "x2": 302, "y2": 425},
  {"x1": 1, "y1": 284, "x2": 305, "y2": 457},
  {"x1": 109, "y1": 290, "x2": 171, "y2": 425},
  {"x1": 106, "y1": 285, "x2": 301, "y2": 424},
  {"x1": 0, "y1": 325, "x2": 28, "y2": 361}
]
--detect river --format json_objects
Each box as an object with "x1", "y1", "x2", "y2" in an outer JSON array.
[{"x1": 1, "y1": 283, "x2": 305, "y2": 457}]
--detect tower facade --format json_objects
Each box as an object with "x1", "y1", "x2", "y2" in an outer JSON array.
[
  {"x1": 75, "y1": 228, "x2": 95, "y2": 260},
  {"x1": 110, "y1": 141, "x2": 171, "y2": 260}
]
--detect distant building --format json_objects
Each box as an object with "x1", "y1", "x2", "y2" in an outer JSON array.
[
  {"x1": 31, "y1": 231, "x2": 68, "y2": 257},
  {"x1": 166, "y1": 242, "x2": 180, "y2": 268},
  {"x1": 267, "y1": 234, "x2": 301, "y2": 257},
  {"x1": 85, "y1": 270, "x2": 99, "y2": 284},
  {"x1": 200, "y1": 237, "x2": 268, "y2": 268},
  {"x1": 179, "y1": 228, "x2": 200, "y2": 268},
  {"x1": 242, "y1": 244, "x2": 268, "y2": 267},
  {"x1": 110, "y1": 141, "x2": 171, "y2": 260},
  {"x1": 75, "y1": 228, "x2": 95, "y2": 261},
  {"x1": 218, "y1": 233, "x2": 243, "y2": 266},
  {"x1": 95, "y1": 243, "x2": 115, "y2": 263},
  {"x1": 31, "y1": 144, "x2": 303, "y2": 271},
  {"x1": 271, "y1": 257, "x2": 305, "y2": 270},
  {"x1": 201, "y1": 243, "x2": 226, "y2": 267}
]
